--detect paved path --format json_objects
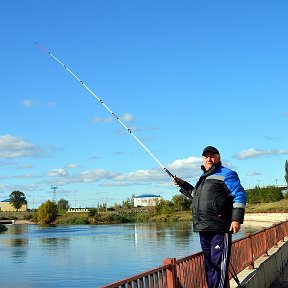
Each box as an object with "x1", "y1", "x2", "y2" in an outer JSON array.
[{"x1": 270, "y1": 261, "x2": 288, "y2": 288}]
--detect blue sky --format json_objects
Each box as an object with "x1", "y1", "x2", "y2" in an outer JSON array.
[{"x1": 1, "y1": 1, "x2": 288, "y2": 208}]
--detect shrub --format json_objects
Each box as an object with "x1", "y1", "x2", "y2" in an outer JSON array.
[
  {"x1": 88, "y1": 208, "x2": 98, "y2": 217},
  {"x1": 0, "y1": 224, "x2": 8, "y2": 232},
  {"x1": 94, "y1": 211, "x2": 131, "y2": 224},
  {"x1": 54, "y1": 213, "x2": 89, "y2": 225},
  {"x1": 36, "y1": 200, "x2": 58, "y2": 224}
]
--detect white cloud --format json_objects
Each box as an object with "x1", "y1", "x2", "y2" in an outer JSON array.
[
  {"x1": 234, "y1": 148, "x2": 288, "y2": 159},
  {"x1": 92, "y1": 116, "x2": 114, "y2": 123},
  {"x1": 0, "y1": 175, "x2": 10, "y2": 180},
  {"x1": 41, "y1": 155, "x2": 220, "y2": 188},
  {"x1": 168, "y1": 156, "x2": 201, "y2": 170},
  {"x1": 246, "y1": 171, "x2": 262, "y2": 176},
  {"x1": 21, "y1": 99, "x2": 36, "y2": 107},
  {"x1": 66, "y1": 163, "x2": 79, "y2": 169},
  {"x1": 16, "y1": 164, "x2": 34, "y2": 169},
  {"x1": 115, "y1": 125, "x2": 138, "y2": 135},
  {"x1": 0, "y1": 183, "x2": 39, "y2": 193},
  {"x1": 80, "y1": 169, "x2": 117, "y2": 182},
  {"x1": 46, "y1": 169, "x2": 119, "y2": 186},
  {"x1": 48, "y1": 101, "x2": 56, "y2": 108},
  {"x1": 92, "y1": 112, "x2": 136, "y2": 124},
  {"x1": 17, "y1": 174, "x2": 36, "y2": 179},
  {"x1": 263, "y1": 135, "x2": 280, "y2": 141},
  {"x1": 47, "y1": 168, "x2": 68, "y2": 177},
  {"x1": 101, "y1": 156, "x2": 202, "y2": 187},
  {"x1": 120, "y1": 113, "x2": 136, "y2": 122},
  {"x1": 114, "y1": 169, "x2": 163, "y2": 182},
  {"x1": 0, "y1": 134, "x2": 46, "y2": 159}
]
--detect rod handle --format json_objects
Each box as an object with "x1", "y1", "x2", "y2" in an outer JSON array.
[{"x1": 164, "y1": 168, "x2": 174, "y2": 178}]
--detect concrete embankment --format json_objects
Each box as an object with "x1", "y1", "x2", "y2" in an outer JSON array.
[
  {"x1": 230, "y1": 214, "x2": 288, "y2": 288},
  {"x1": 230, "y1": 236, "x2": 288, "y2": 288},
  {"x1": 244, "y1": 213, "x2": 288, "y2": 223}
]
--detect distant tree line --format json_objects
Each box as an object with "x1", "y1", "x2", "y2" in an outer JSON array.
[
  {"x1": 246, "y1": 160, "x2": 288, "y2": 204},
  {"x1": 246, "y1": 185, "x2": 285, "y2": 204},
  {"x1": 3, "y1": 160, "x2": 288, "y2": 225}
]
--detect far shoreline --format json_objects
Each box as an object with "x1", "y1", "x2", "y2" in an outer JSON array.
[{"x1": 10, "y1": 212, "x2": 288, "y2": 226}]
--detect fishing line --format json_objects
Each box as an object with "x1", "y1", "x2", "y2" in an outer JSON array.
[
  {"x1": 35, "y1": 42, "x2": 174, "y2": 179},
  {"x1": 0, "y1": 45, "x2": 33, "y2": 84}
]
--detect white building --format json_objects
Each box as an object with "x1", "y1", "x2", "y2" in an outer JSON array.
[
  {"x1": 133, "y1": 194, "x2": 162, "y2": 207},
  {"x1": 67, "y1": 208, "x2": 89, "y2": 213}
]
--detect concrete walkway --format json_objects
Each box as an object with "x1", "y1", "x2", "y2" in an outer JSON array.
[
  {"x1": 270, "y1": 261, "x2": 288, "y2": 288},
  {"x1": 229, "y1": 236, "x2": 288, "y2": 288}
]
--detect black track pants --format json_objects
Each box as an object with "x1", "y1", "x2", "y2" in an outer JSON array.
[{"x1": 199, "y1": 232, "x2": 232, "y2": 288}]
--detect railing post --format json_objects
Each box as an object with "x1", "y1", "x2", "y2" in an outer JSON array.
[
  {"x1": 163, "y1": 258, "x2": 177, "y2": 288},
  {"x1": 263, "y1": 227, "x2": 268, "y2": 257},
  {"x1": 246, "y1": 233, "x2": 254, "y2": 269},
  {"x1": 284, "y1": 222, "x2": 288, "y2": 241},
  {"x1": 280, "y1": 222, "x2": 285, "y2": 242},
  {"x1": 273, "y1": 224, "x2": 278, "y2": 247}
]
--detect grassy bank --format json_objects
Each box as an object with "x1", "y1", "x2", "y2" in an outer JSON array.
[
  {"x1": 54, "y1": 209, "x2": 193, "y2": 225},
  {"x1": 245, "y1": 198, "x2": 288, "y2": 213},
  {"x1": 0, "y1": 211, "x2": 34, "y2": 221},
  {"x1": 0, "y1": 209, "x2": 193, "y2": 225}
]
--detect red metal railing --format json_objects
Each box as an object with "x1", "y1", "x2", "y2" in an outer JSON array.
[
  {"x1": 99, "y1": 263, "x2": 171, "y2": 288},
  {"x1": 99, "y1": 220, "x2": 288, "y2": 288},
  {"x1": 175, "y1": 252, "x2": 206, "y2": 287}
]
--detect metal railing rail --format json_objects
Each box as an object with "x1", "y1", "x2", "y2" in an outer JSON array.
[
  {"x1": 99, "y1": 263, "x2": 172, "y2": 288},
  {"x1": 100, "y1": 220, "x2": 288, "y2": 288}
]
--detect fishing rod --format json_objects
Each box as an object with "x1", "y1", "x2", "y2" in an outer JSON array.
[{"x1": 35, "y1": 42, "x2": 174, "y2": 179}]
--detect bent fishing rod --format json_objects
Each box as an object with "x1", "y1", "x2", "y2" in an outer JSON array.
[{"x1": 35, "y1": 42, "x2": 174, "y2": 179}]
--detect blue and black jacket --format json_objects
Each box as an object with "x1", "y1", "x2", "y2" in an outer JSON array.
[{"x1": 180, "y1": 162, "x2": 246, "y2": 233}]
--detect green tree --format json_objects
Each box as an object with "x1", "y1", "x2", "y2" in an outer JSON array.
[
  {"x1": 9, "y1": 190, "x2": 27, "y2": 211},
  {"x1": 97, "y1": 203, "x2": 107, "y2": 211},
  {"x1": 155, "y1": 199, "x2": 175, "y2": 214},
  {"x1": 122, "y1": 195, "x2": 135, "y2": 209},
  {"x1": 171, "y1": 194, "x2": 192, "y2": 211},
  {"x1": 36, "y1": 200, "x2": 58, "y2": 224},
  {"x1": 57, "y1": 198, "x2": 70, "y2": 210},
  {"x1": 246, "y1": 185, "x2": 283, "y2": 204},
  {"x1": 88, "y1": 208, "x2": 98, "y2": 217},
  {"x1": 246, "y1": 186, "x2": 260, "y2": 204}
]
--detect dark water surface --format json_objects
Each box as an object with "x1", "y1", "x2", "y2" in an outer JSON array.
[{"x1": 0, "y1": 222, "x2": 259, "y2": 287}]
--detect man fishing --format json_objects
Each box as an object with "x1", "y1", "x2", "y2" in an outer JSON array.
[
  {"x1": 173, "y1": 146, "x2": 246, "y2": 288},
  {"x1": 38, "y1": 44, "x2": 247, "y2": 288}
]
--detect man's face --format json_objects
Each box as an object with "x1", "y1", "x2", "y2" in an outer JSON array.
[{"x1": 202, "y1": 152, "x2": 220, "y2": 171}]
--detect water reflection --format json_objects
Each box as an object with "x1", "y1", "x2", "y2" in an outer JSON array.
[
  {"x1": 133, "y1": 222, "x2": 194, "y2": 248},
  {"x1": 172, "y1": 221, "x2": 193, "y2": 242},
  {"x1": 0, "y1": 225, "x2": 29, "y2": 263},
  {"x1": 5, "y1": 224, "x2": 29, "y2": 235},
  {"x1": 0, "y1": 222, "x2": 263, "y2": 287},
  {"x1": 7, "y1": 237, "x2": 28, "y2": 247},
  {"x1": 41, "y1": 237, "x2": 70, "y2": 249}
]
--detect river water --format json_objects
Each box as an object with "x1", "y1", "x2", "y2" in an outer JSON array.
[{"x1": 0, "y1": 222, "x2": 261, "y2": 287}]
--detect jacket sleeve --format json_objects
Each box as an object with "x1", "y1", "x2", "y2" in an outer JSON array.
[
  {"x1": 179, "y1": 181, "x2": 194, "y2": 199},
  {"x1": 224, "y1": 170, "x2": 246, "y2": 223}
]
